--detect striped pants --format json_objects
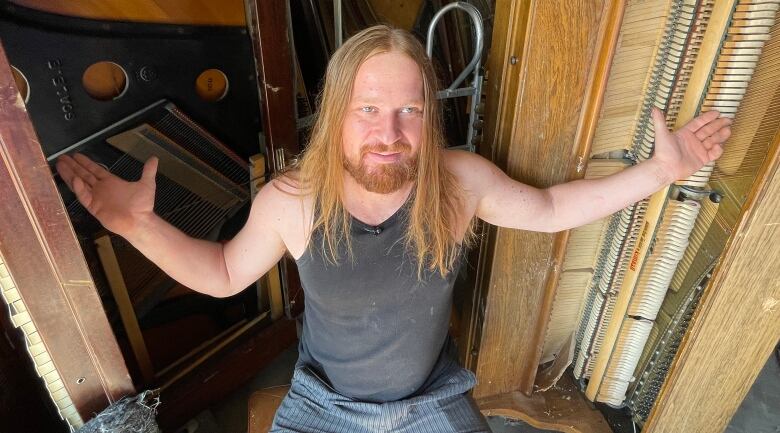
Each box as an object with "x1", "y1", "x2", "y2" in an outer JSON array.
[{"x1": 270, "y1": 359, "x2": 490, "y2": 433}]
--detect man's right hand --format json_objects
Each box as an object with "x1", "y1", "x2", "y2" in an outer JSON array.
[
  {"x1": 56, "y1": 152, "x2": 295, "y2": 297},
  {"x1": 56, "y1": 153, "x2": 158, "y2": 237}
]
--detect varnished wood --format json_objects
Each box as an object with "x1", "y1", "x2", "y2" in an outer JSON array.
[
  {"x1": 473, "y1": 0, "x2": 616, "y2": 398},
  {"x1": 643, "y1": 134, "x2": 780, "y2": 432},
  {"x1": 248, "y1": 385, "x2": 291, "y2": 433},
  {"x1": 536, "y1": 5, "x2": 626, "y2": 372},
  {"x1": 0, "y1": 42, "x2": 133, "y2": 420},
  {"x1": 158, "y1": 318, "x2": 297, "y2": 430},
  {"x1": 570, "y1": 0, "x2": 625, "y2": 169},
  {"x1": 9, "y1": 0, "x2": 246, "y2": 25},
  {"x1": 246, "y1": 0, "x2": 299, "y2": 170},
  {"x1": 95, "y1": 234, "x2": 155, "y2": 385},
  {"x1": 477, "y1": 374, "x2": 611, "y2": 433},
  {"x1": 675, "y1": 0, "x2": 738, "y2": 125},
  {"x1": 463, "y1": 0, "x2": 530, "y2": 371},
  {"x1": 246, "y1": 0, "x2": 306, "y2": 320}
]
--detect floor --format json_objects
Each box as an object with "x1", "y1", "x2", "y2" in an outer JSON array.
[{"x1": 183, "y1": 345, "x2": 779, "y2": 433}]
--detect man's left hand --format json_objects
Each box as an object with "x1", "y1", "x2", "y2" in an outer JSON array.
[{"x1": 651, "y1": 107, "x2": 732, "y2": 182}]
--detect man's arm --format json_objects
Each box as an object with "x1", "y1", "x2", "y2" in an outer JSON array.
[
  {"x1": 56, "y1": 154, "x2": 288, "y2": 297},
  {"x1": 460, "y1": 108, "x2": 731, "y2": 232}
]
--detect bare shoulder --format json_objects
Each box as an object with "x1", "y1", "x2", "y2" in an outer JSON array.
[
  {"x1": 442, "y1": 149, "x2": 505, "y2": 195},
  {"x1": 249, "y1": 171, "x2": 313, "y2": 258}
]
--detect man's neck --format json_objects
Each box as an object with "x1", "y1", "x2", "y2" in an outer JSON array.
[{"x1": 342, "y1": 174, "x2": 414, "y2": 226}]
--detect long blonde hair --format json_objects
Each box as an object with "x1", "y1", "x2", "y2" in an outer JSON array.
[{"x1": 295, "y1": 25, "x2": 473, "y2": 276}]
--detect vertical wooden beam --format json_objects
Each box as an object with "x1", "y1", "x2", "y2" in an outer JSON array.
[
  {"x1": 95, "y1": 235, "x2": 155, "y2": 384},
  {"x1": 473, "y1": 0, "x2": 619, "y2": 398},
  {"x1": 246, "y1": 0, "x2": 300, "y2": 169},
  {"x1": 643, "y1": 133, "x2": 780, "y2": 433},
  {"x1": 245, "y1": 0, "x2": 304, "y2": 317},
  {"x1": 0, "y1": 42, "x2": 133, "y2": 420}
]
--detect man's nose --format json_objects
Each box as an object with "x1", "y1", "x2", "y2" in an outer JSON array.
[{"x1": 376, "y1": 112, "x2": 402, "y2": 145}]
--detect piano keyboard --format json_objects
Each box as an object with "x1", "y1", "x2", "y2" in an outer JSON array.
[{"x1": 0, "y1": 255, "x2": 83, "y2": 429}]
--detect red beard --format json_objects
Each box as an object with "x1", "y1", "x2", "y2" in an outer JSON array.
[{"x1": 343, "y1": 142, "x2": 418, "y2": 193}]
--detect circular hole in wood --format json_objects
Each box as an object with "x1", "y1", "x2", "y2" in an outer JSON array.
[
  {"x1": 195, "y1": 68, "x2": 229, "y2": 102},
  {"x1": 82, "y1": 61, "x2": 128, "y2": 101},
  {"x1": 10, "y1": 66, "x2": 30, "y2": 103}
]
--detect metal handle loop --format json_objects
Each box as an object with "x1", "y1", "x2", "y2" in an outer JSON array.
[{"x1": 425, "y1": 2, "x2": 484, "y2": 91}]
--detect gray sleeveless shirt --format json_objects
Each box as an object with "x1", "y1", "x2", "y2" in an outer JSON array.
[{"x1": 295, "y1": 200, "x2": 460, "y2": 402}]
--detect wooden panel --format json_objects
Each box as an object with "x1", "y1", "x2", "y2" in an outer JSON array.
[
  {"x1": 247, "y1": 0, "x2": 300, "y2": 168},
  {"x1": 246, "y1": 0, "x2": 305, "y2": 318},
  {"x1": 478, "y1": 374, "x2": 611, "y2": 433},
  {"x1": 157, "y1": 318, "x2": 297, "y2": 430},
  {"x1": 473, "y1": 0, "x2": 616, "y2": 398},
  {"x1": 248, "y1": 385, "x2": 291, "y2": 433},
  {"x1": 9, "y1": 0, "x2": 246, "y2": 25},
  {"x1": 0, "y1": 43, "x2": 133, "y2": 419},
  {"x1": 643, "y1": 133, "x2": 780, "y2": 432}
]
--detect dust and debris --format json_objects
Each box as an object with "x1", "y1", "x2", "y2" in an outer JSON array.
[
  {"x1": 264, "y1": 82, "x2": 281, "y2": 93},
  {"x1": 762, "y1": 297, "x2": 778, "y2": 313},
  {"x1": 576, "y1": 155, "x2": 585, "y2": 173},
  {"x1": 76, "y1": 390, "x2": 160, "y2": 433},
  {"x1": 0, "y1": 83, "x2": 25, "y2": 113}
]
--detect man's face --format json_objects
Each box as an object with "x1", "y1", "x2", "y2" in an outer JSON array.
[{"x1": 342, "y1": 51, "x2": 424, "y2": 194}]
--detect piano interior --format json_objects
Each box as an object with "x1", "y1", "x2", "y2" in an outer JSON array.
[{"x1": 0, "y1": 1, "x2": 778, "y2": 433}]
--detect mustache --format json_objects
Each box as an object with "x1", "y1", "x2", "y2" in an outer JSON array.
[{"x1": 360, "y1": 141, "x2": 413, "y2": 156}]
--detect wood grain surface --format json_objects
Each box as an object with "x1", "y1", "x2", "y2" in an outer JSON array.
[
  {"x1": 0, "y1": 42, "x2": 133, "y2": 421},
  {"x1": 473, "y1": 0, "x2": 614, "y2": 398},
  {"x1": 478, "y1": 374, "x2": 611, "y2": 433},
  {"x1": 9, "y1": 0, "x2": 246, "y2": 25},
  {"x1": 643, "y1": 132, "x2": 780, "y2": 432}
]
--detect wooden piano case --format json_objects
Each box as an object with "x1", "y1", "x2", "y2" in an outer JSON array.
[
  {"x1": 464, "y1": 1, "x2": 780, "y2": 433},
  {"x1": 2, "y1": 1, "x2": 778, "y2": 433},
  {"x1": 0, "y1": 0, "x2": 302, "y2": 430}
]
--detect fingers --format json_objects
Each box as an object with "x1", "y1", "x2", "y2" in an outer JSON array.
[
  {"x1": 73, "y1": 153, "x2": 109, "y2": 180},
  {"x1": 57, "y1": 155, "x2": 95, "y2": 208},
  {"x1": 71, "y1": 159, "x2": 100, "y2": 188},
  {"x1": 71, "y1": 176, "x2": 93, "y2": 209},
  {"x1": 707, "y1": 144, "x2": 724, "y2": 161},
  {"x1": 56, "y1": 155, "x2": 94, "y2": 189},
  {"x1": 701, "y1": 126, "x2": 731, "y2": 149},
  {"x1": 55, "y1": 155, "x2": 77, "y2": 190},
  {"x1": 56, "y1": 153, "x2": 104, "y2": 190},
  {"x1": 141, "y1": 157, "x2": 159, "y2": 186},
  {"x1": 694, "y1": 116, "x2": 733, "y2": 142},
  {"x1": 683, "y1": 110, "x2": 720, "y2": 132}
]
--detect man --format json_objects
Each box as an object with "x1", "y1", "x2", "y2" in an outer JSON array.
[{"x1": 57, "y1": 26, "x2": 730, "y2": 432}]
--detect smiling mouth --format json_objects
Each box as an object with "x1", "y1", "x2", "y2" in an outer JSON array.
[{"x1": 366, "y1": 151, "x2": 403, "y2": 163}]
